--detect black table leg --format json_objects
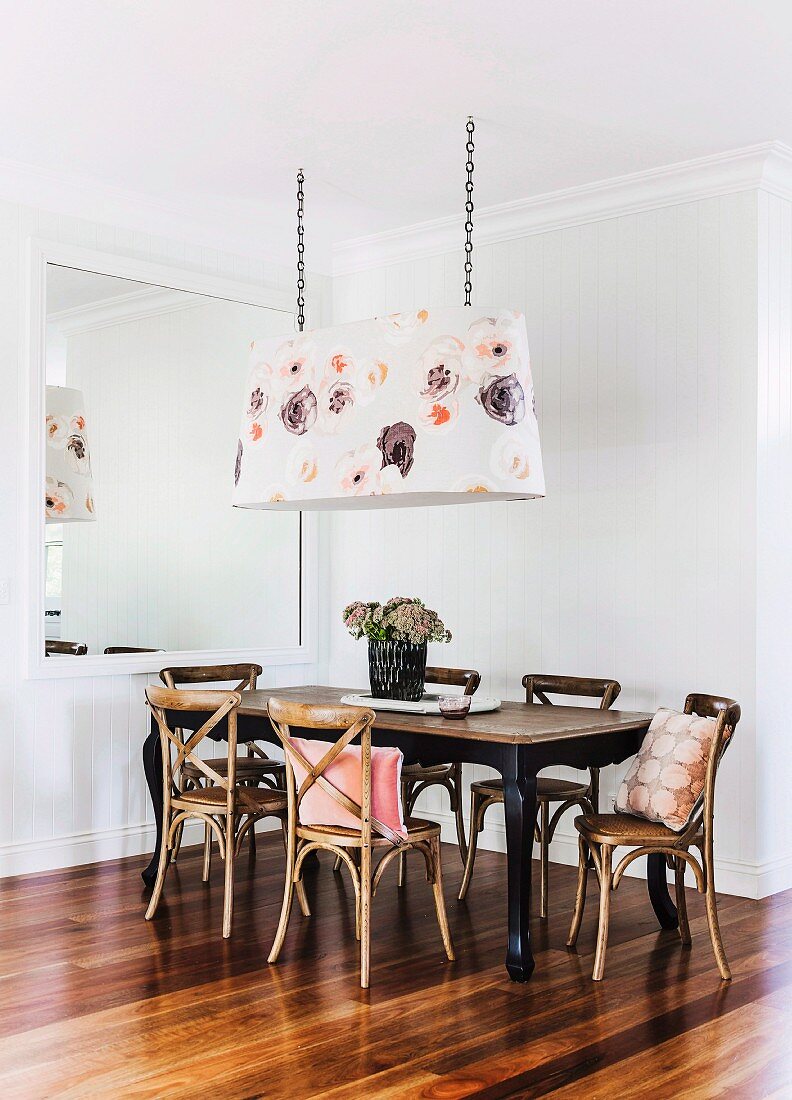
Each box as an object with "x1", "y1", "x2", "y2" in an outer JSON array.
[
  {"x1": 647, "y1": 851, "x2": 678, "y2": 929},
  {"x1": 501, "y1": 746, "x2": 538, "y2": 982},
  {"x1": 142, "y1": 718, "x2": 163, "y2": 886}
]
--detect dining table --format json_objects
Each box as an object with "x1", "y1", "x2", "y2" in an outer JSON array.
[{"x1": 141, "y1": 685, "x2": 674, "y2": 983}]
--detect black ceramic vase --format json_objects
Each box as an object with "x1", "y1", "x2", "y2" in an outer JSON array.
[{"x1": 368, "y1": 640, "x2": 427, "y2": 701}]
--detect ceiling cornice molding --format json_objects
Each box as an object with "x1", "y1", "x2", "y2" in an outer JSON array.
[
  {"x1": 49, "y1": 287, "x2": 204, "y2": 335},
  {"x1": 333, "y1": 142, "x2": 792, "y2": 276},
  {"x1": 0, "y1": 156, "x2": 334, "y2": 277}
]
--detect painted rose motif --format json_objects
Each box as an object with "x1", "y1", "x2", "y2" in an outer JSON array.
[
  {"x1": 45, "y1": 476, "x2": 73, "y2": 518},
  {"x1": 317, "y1": 377, "x2": 356, "y2": 434},
  {"x1": 464, "y1": 312, "x2": 525, "y2": 383},
  {"x1": 336, "y1": 443, "x2": 384, "y2": 496},
  {"x1": 234, "y1": 439, "x2": 243, "y2": 485},
  {"x1": 246, "y1": 419, "x2": 265, "y2": 443},
  {"x1": 86, "y1": 494, "x2": 95, "y2": 514},
  {"x1": 379, "y1": 309, "x2": 429, "y2": 346},
  {"x1": 325, "y1": 350, "x2": 356, "y2": 379},
  {"x1": 261, "y1": 485, "x2": 288, "y2": 503},
  {"x1": 413, "y1": 336, "x2": 463, "y2": 402},
  {"x1": 65, "y1": 433, "x2": 91, "y2": 475},
  {"x1": 286, "y1": 443, "x2": 319, "y2": 485},
  {"x1": 273, "y1": 338, "x2": 314, "y2": 392},
  {"x1": 376, "y1": 421, "x2": 416, "y2": 478},
  {"x1": 419, "y1": 399, "x2": 458, "y2": 432},
  {"x1": 490, "y1": 435, "x2": 531, "y2": 481},
  {"x1": 477, "y1": 373, "x2": 525, "y2": 425},
  {"x1": 280, "y1": 386, "x2": 317, "y2": 436},
  {"x1": 70, "y1": 414, "x2": 86, "y2": 432},
  {"x1": 246, "y1": 385, "x2": 268, "y2": 420},
  {"x1": 452, "y1": 475, "x2": 496, "y2": 494},
  {"x1": 46, "y1": 415, "x2": 69, "y2": 448},
  {"x1": 357, "y1": 358, "x2": 388, "y2": 401}
]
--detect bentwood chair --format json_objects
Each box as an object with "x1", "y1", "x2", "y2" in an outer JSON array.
[
  {"x1": 567, "y1": 693, "x2": 740, "y2": 981},
  {"x1": 161, "y1": 664, "x2": 285, "y2": 876},
  {"x1": 104, "y1": 646, "x2": 162, "y2": 654},
  {"x1": 397, "y1": 666, "x2": 481, "y2": 885},
  {"x1": 144, "y1": 686, "x2": 287, "y2": 938},
  {"x1": 267, "y1": 697, "x2": 455, "y2": 988},
  {"x1": 459, "y1": 675, "x2": 621, "y2": 914},
  {"x1": 46, "y1": 640, "x2": 87, "y2": 655}
]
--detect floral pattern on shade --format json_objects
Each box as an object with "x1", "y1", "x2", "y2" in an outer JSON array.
[
  {"x1": 232, "y1": 308, "x2": 544, "y2": 508},
  {"x1": 45, "y1": 476, "x2": 73, "y2": 518},
  {"x1": 615, "y1": 708, "x2": 722, "y2": 831},
  {"x1": 234, "y1": 439, "x2": 243, "y2": 485},
  {"x1": 45, "y1": 387, "x2": 95, "y2": 522}
]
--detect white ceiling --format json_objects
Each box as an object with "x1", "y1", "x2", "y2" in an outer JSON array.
[{"x1": 3, "y1": 1, "x2": 792, "y2": 271}]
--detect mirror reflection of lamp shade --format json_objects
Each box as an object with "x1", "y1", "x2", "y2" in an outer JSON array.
[
  {"x1": 232, "y1": 307, "x2": 545, "y2": 510},
  {"x1": 45, "y1": 386, "x2": 96, "y2": 523}
]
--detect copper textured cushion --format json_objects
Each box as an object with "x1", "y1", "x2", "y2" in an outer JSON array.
[{"x1": 615, "y1": 708, "x2": 719, "y2": 831}]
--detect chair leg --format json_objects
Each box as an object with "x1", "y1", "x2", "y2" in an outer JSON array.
[
  {"x1": 675, "y1": 855, "x2": 692, "y2": 946},
  {"x1": 566, "y1": 834, "x2": 590, "y2": 947},
  {"x1": 592, "y1": 843, "x2": 613, "y2": 981},
  {"x1": 430, "y1": 837, "x2": 455, "y2": 961},
  {"x1": 450, "y1": 764, "x2": 468, "y2": 865},
  {"x1": 458, "y1": 788, "x2": 485, "y2": 901},
  {"x1": 221, "y1": 816, "x2": 235, "y2": 939},
  {"x1": 360, "y1": 842, "x2": 372, "y2": 988},
  {"x1": 268, "y1": 827, "x2": 297, "y2": 964},
  {"x1": 398, "y1": 778, "x2": 412, "y2": 888},
  {"x1": 295, "y1": 874, "x2": 311, "y2": 918},
  {"x1": 202, "y1": 823, "x2": 212, "y2": 882},
  {"x1": 702, "y1": 837, "x2": 731, "y2": 980},
  {"x1": 539, "y1": 799, "x2": 550, "y2": 919},
  {"x1": 145, "y1": 811, "x2": 172, "y2": 921}
]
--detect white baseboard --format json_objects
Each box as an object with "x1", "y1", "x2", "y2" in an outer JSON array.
[
  {"x1": 0, "y1": 817, "x2": 281, "y2": 879},
  {"x1": 432, "y1": 810, "x2": 792, "y2": 901}
]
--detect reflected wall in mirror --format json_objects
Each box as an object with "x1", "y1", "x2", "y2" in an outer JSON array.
[{"x1": 44, "y1": 263, "x2": 300, "y2": 656}]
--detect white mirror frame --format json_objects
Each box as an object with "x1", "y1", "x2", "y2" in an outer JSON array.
[{"x1": 19, "y1": 237, "x2": 318, "y2": 679}]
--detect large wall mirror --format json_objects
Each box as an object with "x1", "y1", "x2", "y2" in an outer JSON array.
[{"x1": 26, "y1": 243, "x2": 314, "y2": 675}]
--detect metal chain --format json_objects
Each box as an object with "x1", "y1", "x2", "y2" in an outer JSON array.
[
  {"x1": 464, "y1": 116, "x2": 475, "y2": 306},
  {"x1": 296, "y1": 169, "x2": 305, "y2": 332}
]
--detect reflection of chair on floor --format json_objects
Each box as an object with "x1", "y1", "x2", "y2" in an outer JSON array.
[
  {"x1": 103, "y1": 646, "x2": 162, "y2": 653},
  {"x1": 161, "y1": 663, "x2": 285, "y2": 876},
  {"x1": 459, "y1": 674, "x2": 621, "y2": 916},
  {"x1": 46, "y1": 640, "x2": 87, "y2": 655},
  {"x1": 267, "y1": 697, "x2": 455, "y2": 989},
  {"x1": 144, "y1": 685, "x2": 287, "y2": 938}
]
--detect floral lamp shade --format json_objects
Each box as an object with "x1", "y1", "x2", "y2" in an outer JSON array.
[
  {"x1": 45, "y1": 386, "x2": 96, "y2": 523},
  {"x1": 232, "y1": 307, "x2": 545, "y2": 510}
]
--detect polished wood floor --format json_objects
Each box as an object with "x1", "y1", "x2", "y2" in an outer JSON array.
[{"x1": 0, "y1": 834, "x2": 789, "y2": 1099}]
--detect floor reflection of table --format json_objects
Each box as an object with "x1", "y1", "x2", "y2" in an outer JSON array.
[{"x1": 142, "y1": 686, "x2": 668, "y2": 982}]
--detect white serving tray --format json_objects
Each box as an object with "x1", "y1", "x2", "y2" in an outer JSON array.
[{"x1": 340, "y1": 693, "x2": 501, "y2": 715}]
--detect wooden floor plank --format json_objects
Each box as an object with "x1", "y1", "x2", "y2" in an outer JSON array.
[{"x1": 0, "y1": 836, "x2": 788, "y2": 1099}]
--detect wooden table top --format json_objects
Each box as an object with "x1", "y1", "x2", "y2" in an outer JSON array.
[{"x1": 239, "y1": 686, "x2": 653, "y2": 746}]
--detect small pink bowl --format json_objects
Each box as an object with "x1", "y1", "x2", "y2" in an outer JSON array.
[{"x1": 438, "y1": 695, "x2": 471, "y2": 720}]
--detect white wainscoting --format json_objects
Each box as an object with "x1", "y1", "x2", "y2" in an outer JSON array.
[
  {"x1": 328, "y1": 192, "x2": 768, "y2": 898},
  {"x1": 0, "y1": 200, "x2": 331, "y2": 877}
]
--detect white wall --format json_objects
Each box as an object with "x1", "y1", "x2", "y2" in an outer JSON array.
[
  {"x1": 328, "y1": 193, "x2": 770, "y2": 897},
  {"x1": 59, "y1": 297, "x2": 301, "y2": 654},
  {"x1": 0, "y1": 202, "x2": 330, "y2": 876}
]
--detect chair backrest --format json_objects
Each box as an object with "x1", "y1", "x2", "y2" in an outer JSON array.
[
  {"x1": 424, "y1": 666, "x2": 480, "y2": 695},
  {"x1": 46, "y1": 640, "x2": 87, "y2": 656},
  {"x1": 105, "y1": 646, "x2": 162, "y2": 654},
  {"x1": 159, "y1": 663, "x2": 262, "y2": 692},
  {"x1": 522, "y1": 674, "x2": 621, "y2": 710},
  {"x1": 683, "y1": 693, "x2": 741, "y2": 834},
  {"x1": 145, "y1": 685, "x2": 246, "y2": 814},
  {"x1": 267, "y1": 696, "x2": 406, "y2": 847}
]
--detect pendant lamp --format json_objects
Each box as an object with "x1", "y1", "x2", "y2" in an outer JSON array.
[{"x1": 232, "y1": 121, "x2": 545, "y2": 511}]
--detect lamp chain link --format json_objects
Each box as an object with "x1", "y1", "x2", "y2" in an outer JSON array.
[
  {"x1": 296, "y1": 169, "x2": 305, "y2": 332},
  {"x1": 464, "y1": 116, "x2": 475, "y2": 306}
]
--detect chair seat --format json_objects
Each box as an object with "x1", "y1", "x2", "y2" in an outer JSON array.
[
  {"x1": 175, "y1": 785, "x2": 288, "y2": 813},
  {"x1": 297, "y1": 816, "x2": 441, "y2": 847},
  {"x1": 181, "y1": 756, "x2": 285, "y2": 781},
  {"x1": 574, "y1": 812, "x2": 697, "y2": 846},
  {"x1": 470, "y1": 776, "x2": 590, "y2": 801},
  {"x1": 402, "y1": 762, "x2": 455, "y2": 781}
]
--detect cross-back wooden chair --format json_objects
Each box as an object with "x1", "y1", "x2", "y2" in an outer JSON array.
[
  {"x1": 267, "y1": 697, "x2": 455, "y2": 989},
  {"x1": 396, "y1": 666, "x2": 480, "y2": 886},
  {"x1": 459, "y1": 674, "x2": 621, "y2": 914},
  {"x1": 567, "y1": 693, "x2": 740, "y2": 981},
  {"x1": 160, "y1": 664, "x2": 285, "y2": 877},
  {"x1": 46, "y1": 640, "x2": 87, "y2": 655},
  {"x1": 144, "y1": 686, "x2": 287, "y2": 938}
]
